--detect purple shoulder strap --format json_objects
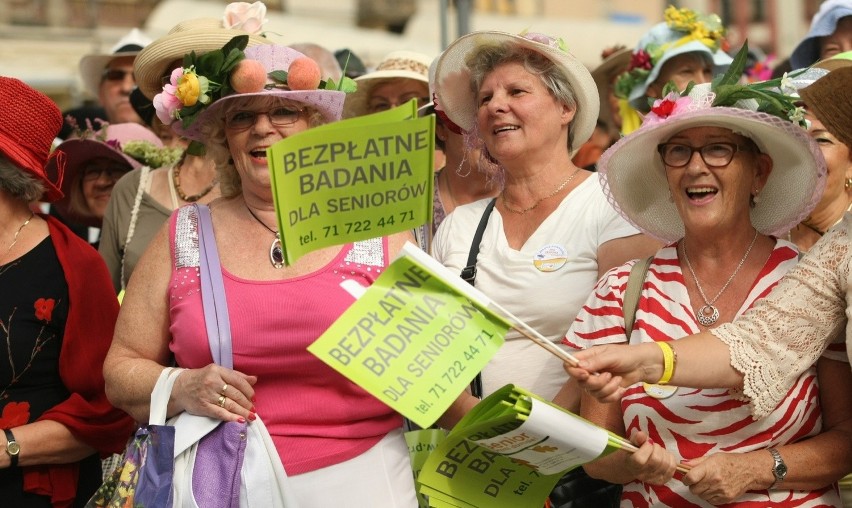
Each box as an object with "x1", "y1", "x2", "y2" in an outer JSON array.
[{"x1": 194, "y1": 204, "x2": 233, "y2": 369}]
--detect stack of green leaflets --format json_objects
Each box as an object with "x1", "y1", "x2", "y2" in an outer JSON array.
[{"x1": 418, "y1": 384, "x2": 632, "y2": 507}]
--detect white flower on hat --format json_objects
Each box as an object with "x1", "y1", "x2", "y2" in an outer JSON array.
[{"x1": 223, "y1": 2, "x2": 268, "y2": 35}]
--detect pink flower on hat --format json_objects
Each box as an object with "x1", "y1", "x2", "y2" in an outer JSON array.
[
  {"x1": 223, "y1": 1, "x2": 268, "y2": 35},
  {"x1": 153, "y1": 67, "x2": 184, "y2": 125},
  {"x1": 522, "y1": 32, "x2": 570, "y2": 53},
  {"x1": 644, "y1": 92, "x2": 694, "y2": 126}
]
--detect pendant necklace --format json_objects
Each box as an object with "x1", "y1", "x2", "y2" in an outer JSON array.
[
  {"x1": 2, "y1": 212, "x2": 34, "y2": 263},
  {"x1": 681, "y1": 229, "x2": 758, "y2": 326},
  {"x1": 245, "y1": 204, "x2": 284, "y2": 269}
]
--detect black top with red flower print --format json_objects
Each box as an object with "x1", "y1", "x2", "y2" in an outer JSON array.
[{"x1": 0, "y1": 238, "x2": 102, "y2": 504}]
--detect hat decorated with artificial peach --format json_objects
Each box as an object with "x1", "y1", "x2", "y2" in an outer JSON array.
[
  {"x1": 599, "y1": 46, "x2": 826, "y2": 243},
  {"x1": 0, "y1": 77, "x2": 65, "y2": 201},
  {"x1": 152, "y1": 37, "x2": 356, "y2": 149}
]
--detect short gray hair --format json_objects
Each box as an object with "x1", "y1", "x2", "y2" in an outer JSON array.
[
  {"x1": 0, "y1": 156, "x2": 45, "y2": 202},
  {"x1": 200, "y1": 95, "x2": 327, "y2": 199},
  {"x1": 467, "y1": 42, "x2": 578, "y2": 150}
]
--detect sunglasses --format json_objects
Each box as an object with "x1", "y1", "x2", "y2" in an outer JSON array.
[
  {"x1": 225, "y1": 107, "x2": 305, "y2": 131},
  {"x1": 102, "y1": 68, "x2": 135, "y2": 82}
]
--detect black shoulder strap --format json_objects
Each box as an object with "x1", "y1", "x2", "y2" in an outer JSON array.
[{"x1": 460, "y1": 198, "x2": 497, "y2": 286}]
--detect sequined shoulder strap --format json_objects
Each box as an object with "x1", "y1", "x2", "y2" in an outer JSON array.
[{"x1": 173, "y1": 205, "x2": 200, "y2": 270}]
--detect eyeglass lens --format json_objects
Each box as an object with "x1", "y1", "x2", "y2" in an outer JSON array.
[
  {"x1": 103, "y1": 69, "x2": 134, "y2": 82},
  {"x1": 226, "y1": 107, "x2": 303, "y2": 130}
]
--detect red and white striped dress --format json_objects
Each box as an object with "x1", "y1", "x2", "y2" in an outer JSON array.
[{"x1": 564, "y1": 241, "x2": 841, "y2": 507}]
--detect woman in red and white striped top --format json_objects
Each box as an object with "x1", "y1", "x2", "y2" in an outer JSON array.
[{"x1": 561, "y1": 76, "x2": 851, "y2": 506}]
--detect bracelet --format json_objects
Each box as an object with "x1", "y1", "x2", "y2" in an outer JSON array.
[{"x1": 656, "y1": 341, "x2": 677, "y2": 385}]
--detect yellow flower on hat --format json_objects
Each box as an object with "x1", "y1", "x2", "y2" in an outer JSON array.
[{"x1": 176, "y1": 68, "x2": 210, "y2": 107}]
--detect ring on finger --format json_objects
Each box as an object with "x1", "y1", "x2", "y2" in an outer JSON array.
[
  {"x1": 217, "y1": 394, "x2": 227, "y2": 408},
  {"x1": 220, "y1": 384, "x2": 229, "y2": 396}
]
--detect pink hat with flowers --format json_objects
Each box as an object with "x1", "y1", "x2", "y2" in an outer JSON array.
[
  {"x1": 599, "y1": 48, "x2": 826, "y2": 243},
  {"x1": 154, "y1": 38, "x2": 349, "y2": 144},
  {"x1": 49, "y1": 123, "x2": 164, "y2": 226}
]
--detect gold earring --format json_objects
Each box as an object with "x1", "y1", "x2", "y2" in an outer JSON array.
[{"x1": 845, "y1": 177, "x2": 852, "y2": 190}]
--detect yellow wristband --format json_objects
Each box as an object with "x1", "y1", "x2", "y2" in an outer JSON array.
[{"x1": 656, "y1": 341, "x2": 676, "y2": 385}]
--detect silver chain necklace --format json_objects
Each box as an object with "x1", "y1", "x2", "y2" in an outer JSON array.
[
  {"x1": 681, "y1": 229, "x2": 759, "y2": 326},
  {"x1": 3, "y1": 212, "x2": 34, "y2": 263},
  {"x1": 245, "y1": 204, "x2": 284, "y2": 269}
]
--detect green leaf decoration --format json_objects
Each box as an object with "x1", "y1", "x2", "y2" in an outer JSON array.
[
  {"x1": 268, "y1": 70, "x2": 289, "y2": 85},
  {"x1": 337, "y1": 76, "x2": 358, "y2": 93},
  {"x1": 714, "y1": 41, "x2": 749, "y2": 88},
  {"x1": 185, "y1": 140, "x2": 206, "y2": 156},
  {"x1": 221, "y1": 35, "x2": 249, "y2": 56}
]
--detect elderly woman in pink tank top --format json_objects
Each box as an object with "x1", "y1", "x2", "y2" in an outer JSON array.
[{"x1": 103, "y1": 39, "x2": 417, "y2": 506}]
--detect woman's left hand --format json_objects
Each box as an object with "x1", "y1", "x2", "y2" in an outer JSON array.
[
  {"x1": 172, "y1": 364, "x2": 257, "y2": 423},
  {"x1": 681, "y1": 453, "x2": 756, "y2": 505}
]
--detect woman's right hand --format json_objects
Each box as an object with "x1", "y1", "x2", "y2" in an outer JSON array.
[
  {"x1": 626, "y1": 431, "x2": 677, "y2": 485},
  {"x1": 172, "y1": 364, "x2": 258, "y2": 423},
  {"x1": 565, "y1": 343, "x2": 663, "y2": 402}
]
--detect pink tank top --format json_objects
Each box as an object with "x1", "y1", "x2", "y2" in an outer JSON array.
[{"x1": 167, "y1": 206, "x2": 401, "y2": 475}]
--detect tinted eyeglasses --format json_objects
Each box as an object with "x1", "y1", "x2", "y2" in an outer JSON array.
[
  {"x1": 657, "y1": 142, "x2": 756, "y2": 168},
  {"x1": 225, "y1": 107, "x2": 305, "y2": 131},
  {"x1": 102, "y1": 68, "x2": 135, "y2": 82},
  {"x1": 82, "y1": 166, "x2": 126, "y2": 182}
]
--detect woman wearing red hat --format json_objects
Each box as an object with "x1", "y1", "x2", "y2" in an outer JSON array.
[{"x1": 0, "y1": 77, "x2": 133, "y2": 506}]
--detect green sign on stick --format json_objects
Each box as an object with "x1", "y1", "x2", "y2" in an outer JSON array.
[
  {"x1": 267, "y1": 100, "x2": 434, "y2": 265},
  {"x1": 307, "y1": 244, "x2": 510, "y2": 428}
]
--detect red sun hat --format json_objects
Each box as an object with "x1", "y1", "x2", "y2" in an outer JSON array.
[{"x1": 0, "y1": 76, "x2": 65, "y2": 202}]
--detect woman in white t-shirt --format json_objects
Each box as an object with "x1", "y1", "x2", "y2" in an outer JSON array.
[{"x1": 430, "y1": 30, "x2": 658, "y2": 428}]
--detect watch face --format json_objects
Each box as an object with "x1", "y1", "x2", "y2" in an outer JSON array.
[
  {"x1": 776, "y1": 463, "x2": 788, "y2": 478},
  {"x1": 7, "y1": 442, "x2": 20, "y2": 455}
]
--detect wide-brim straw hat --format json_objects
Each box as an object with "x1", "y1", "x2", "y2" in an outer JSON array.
[
  {"x1": 598, "y1": 83, "x2": 826, "y2": 243},
  {"x1": 79, "y1": 28, "x2": 152, "y2": 98},
  {"x1": 434, "y1": 30, "x2": 599, "y2": 154},
  {"x1": 790, "y1": 0, "x2": 852, "y2": 69},
  {"x1": 801, "y1": 66, "x2": 852, "y2": 149},
  {"x1": 49, "y1": 123, "x2": 163, "y2": 226},
  {"x1": 178, "y1": 44, "x2": 345, "y2": 142},
  {"x1": 134, "y1": 18, "x2": 272, "y2": 100},
  {"x1": 813, "y1": 49, "x2": 852, "y2": 71},
  {"x1": 0, "y1": 77, "x2": 64, "y2": 202},
  {"x1": 343, "y1": 50, "x2": 432, "y2": 118},
  {"x1": 591, "y1": 47, "x2": 631, "y2": 138}
]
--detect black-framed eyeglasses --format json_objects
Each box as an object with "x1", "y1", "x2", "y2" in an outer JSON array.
[
  {"x1": 225, "y1": 107, "x2": 305, "y2": 131},
  {"x1": 657, "y1": 142, "x2": 755, "y2": 168},
  {"x1": 102, "y1": 68, "x2": 134, "y2": 82}
]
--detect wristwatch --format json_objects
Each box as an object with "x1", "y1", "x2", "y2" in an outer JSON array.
[
  {"x1": 768, "y1": 448, "x2": 787, "y2": 489},
  {"x1": 4, "y1": 429, "x2": 19, "y2": 468}
]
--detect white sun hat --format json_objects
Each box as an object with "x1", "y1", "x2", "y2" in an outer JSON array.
[
  {"x1": 433, "y1": 30, "x2": 599, "y2": 154},
  {"x1": 79, "y1": 28, "x2": 153, "y2": 98},
  {"x1": 599, "y1": 72, "x2": 826, "y2": 243}
]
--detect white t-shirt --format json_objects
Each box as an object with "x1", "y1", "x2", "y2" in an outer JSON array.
[{"x1": 432, "y1": 176, "x2": 639, "y2": 399}]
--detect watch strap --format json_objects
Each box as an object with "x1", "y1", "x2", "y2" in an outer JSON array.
[
  {"x1": 4, "y1": 428, "x2": 19, "y2": 468},
  {"x1": 768, "y1": 447, "x2": 786, "y2": 489}
]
